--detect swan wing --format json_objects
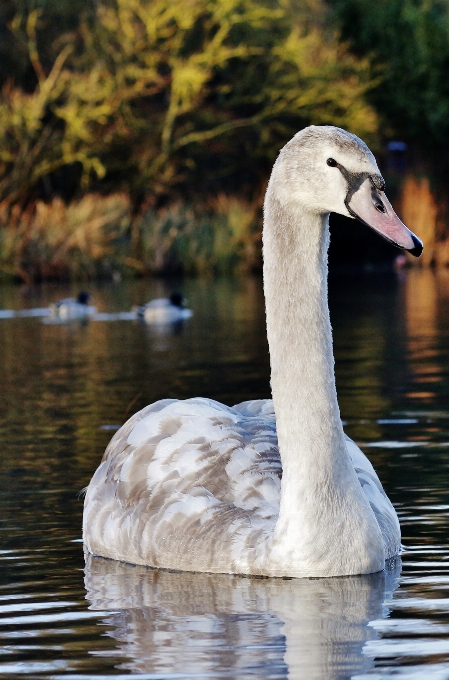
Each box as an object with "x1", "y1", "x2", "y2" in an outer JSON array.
[
  {"x1": 345, "y1": 435, "x2": 401, "y2": 558},
  {"x1": 233, "y1": 399, "x2": 276, "y2": 419},
  {"x1": 83, "y1": 398, "x2": 280, "y2": 573}
]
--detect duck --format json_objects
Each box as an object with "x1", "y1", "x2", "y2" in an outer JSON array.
[
  {"x1": 133, "y1": 292, "x2": 192, "y2": 324},
  {"x1": 50, "y1": 292, "x2": 97, "y2": 319},
  {"x1": 83, "y1": 126, "x2": 423, "y2": 578}
]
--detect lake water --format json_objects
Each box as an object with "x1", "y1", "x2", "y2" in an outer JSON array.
[{"x1": 0, "y1": 268, "x2": 448, "y2": 679}]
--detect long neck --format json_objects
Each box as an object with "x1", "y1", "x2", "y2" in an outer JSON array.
[
  {"x1": 263, "y1": 196, "x2": 348, "y2": 504},
  {"x1": 262, "y1": 192, "x2": 387, "y2": 579}
]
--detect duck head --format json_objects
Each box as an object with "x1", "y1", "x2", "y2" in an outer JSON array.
[
  {"x1": 169, "y1": 292, "x2": 185, "y2": 308},
  {"x1": 272, "y1": 125, "x2": 423, "y2": 257},
  {"x1": 77, "y1": 292, "x2": 90, "y2": 305}
]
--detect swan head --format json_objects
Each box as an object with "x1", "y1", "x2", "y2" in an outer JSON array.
[{"x1": 270, "y1": 125, "x2": 423, "y2": 257}]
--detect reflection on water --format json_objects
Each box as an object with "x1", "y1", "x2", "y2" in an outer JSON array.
[
  {"x1": 84, "y1": 554, "x2": 400, "y2": 679},
  {"x1": 0, "y1": 270, "x2": 448, "y2": 677}
]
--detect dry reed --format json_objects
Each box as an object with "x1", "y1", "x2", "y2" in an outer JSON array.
[
  {"x1": 399, "y1": 175, "x2": 448, "y2": 266},
  {"x1": 0, "y1": 194, "x2": 131, "y2": 281},
  {"x1": 137, "y1": 195, "x2": 262, "y2": 275},
  {"x1": 0, "y1": 193, "x2": 263, "y2": 281}
]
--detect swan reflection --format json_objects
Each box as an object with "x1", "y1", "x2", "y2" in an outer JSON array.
[{"x1": 84, "y1": 554, "x2": 400, "y2": 678}]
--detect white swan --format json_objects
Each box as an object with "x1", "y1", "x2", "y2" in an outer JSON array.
[
  {"x1": 50, "y1": 292, "x2": 97, "y2": 319},
  {"x1": 83, "y1": 126, "x2": 422, "y2": 578},
  {"x1": 134, "y1": 292, "x2": 192, "y2": 324}
]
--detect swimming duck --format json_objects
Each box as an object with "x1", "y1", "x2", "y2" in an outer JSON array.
[
  {"x1": 83, "y1": 126, "x2": 422, "y2": 578},
  {"x1": 50, "y1": 292, "x2": 97, "y2": 319},
  {"x1": 134, "y1": 292, "x2": 192, "y2": 324}
]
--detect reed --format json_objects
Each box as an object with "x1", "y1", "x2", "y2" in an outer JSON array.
[
  {"x1": 400, "y1": 175, "x2": 441, "y2": 266},
  {"x1": 7, "y1": 177, "x2": 449, "y2": 281},
  {"x1": 0, "y1": 194, "x2": 131, "y2": 282},
  {"x1": 138, "y1": 195, "x2": 262, "y2": 275},
  {"x1": 0, "y1": 193, "x2": 262, "y2": 281}
]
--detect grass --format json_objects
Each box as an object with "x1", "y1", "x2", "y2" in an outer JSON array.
[
  {"x1": 0, "y1": 193, "x2": 262, "y2": 282},
  {"x1": 0, "y1": 194, "x2": 132, "y2": 282},
  {"x1": 138, "y1": 195, "x2": 262, "y2": 276}
]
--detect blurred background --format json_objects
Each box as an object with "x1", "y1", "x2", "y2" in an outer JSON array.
[{"x1": 0, "y1": 0, "x2": 448, "y2": 282}]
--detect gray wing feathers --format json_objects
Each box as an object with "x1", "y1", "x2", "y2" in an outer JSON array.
[
  {"x1": 233, "y1": 399, "x2": 276, "y2": 419},
  {"x1": 83, "y1": 398, "x2": 280, "y2": 573},
  {"x1": 345, "y1": 435, "x2": 401, "y2": 558}
]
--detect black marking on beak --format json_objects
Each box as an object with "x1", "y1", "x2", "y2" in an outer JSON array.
[
  {"x1": 373, "y1": 194, "x2": 386, "y2": 213},
  {"x1": 370, "y1": 175, "x2": 385, "y2": 192},
  {"x1": 333, "y1": 161, "x2": 423, "y2": 257},
  {"x1": 332, "y1": 160, "x2": 385, "y2": 207}
]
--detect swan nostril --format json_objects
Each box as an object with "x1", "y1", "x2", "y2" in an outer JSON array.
[
  {"x1": 370, "y1": 175, "x2": 386, "y2": 192},
  {"x1": 375, "y1": 202, "x2": 386, "y2": 213}
]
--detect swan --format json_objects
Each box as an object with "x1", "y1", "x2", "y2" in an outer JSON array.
[
  {"x1": 50, "y1": 292, "x2": 97, "y2": 319},
  {"x1": 83, "y1": 125, "x2": 422, "y2": 578},
  {"x1": 134, "y1": 292, "x2": 192, "y2": 324}
]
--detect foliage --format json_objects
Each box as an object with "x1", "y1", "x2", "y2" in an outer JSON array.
[
  {"x1": 0, "y1": 0, "x2": 378, "y2": 208},
  {"x1": 329, "y1": 0, "x2": 449, "y2": 148},
  {"x1": 0, "y1": 11, "x2": 107, "y2": 205}
]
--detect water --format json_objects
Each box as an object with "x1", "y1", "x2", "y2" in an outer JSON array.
[{"x1": 0, "y1": 269, "x2": 448, "y2": 679}]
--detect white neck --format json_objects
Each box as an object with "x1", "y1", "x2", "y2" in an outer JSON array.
[{"x1": 263, "y1": 192, "x2": 384, "y2": 576}]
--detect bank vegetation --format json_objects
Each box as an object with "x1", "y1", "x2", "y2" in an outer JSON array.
[{"x1": 0, "y1": 0, "x2": 448, "y2": 280}]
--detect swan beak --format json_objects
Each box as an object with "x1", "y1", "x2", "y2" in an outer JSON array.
[{"x1": 346, "y1": 178, "x2": 423, "y2": 257}]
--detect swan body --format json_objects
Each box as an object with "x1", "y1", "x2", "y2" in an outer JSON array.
[
  {"x1": 83, "y1": 125, "x2": 422, "y2": 577},
  {"x1": 84, "y1": 397, "x2": 400, "y2": 577},
  {"x1": 50, "y1": 292, "x2": 96, "y2": 319},
  {"x1": 135, "y1": 293, "x2": 192, "y2": 324}
]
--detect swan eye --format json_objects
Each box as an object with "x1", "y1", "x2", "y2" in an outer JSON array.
[{"x1": 327, "y1": 158, "x2": 337, "y2": 167}]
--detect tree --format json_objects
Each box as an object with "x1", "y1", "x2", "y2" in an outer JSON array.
[
  {"x1": 329, "y1": 0, "x2": 449, "y2": 149},
  {"x1": 0, "y1": 0, "x2": 378, "y2": 207}
]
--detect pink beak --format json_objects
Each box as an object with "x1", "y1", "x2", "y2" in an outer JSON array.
[{"x1": 346, "y1": 178, "x2": 423, "y2": 257}]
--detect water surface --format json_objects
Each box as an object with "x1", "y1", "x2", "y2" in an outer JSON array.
[{"x1": 0, "y1": 269, "x2": 448, "y2": 678}]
